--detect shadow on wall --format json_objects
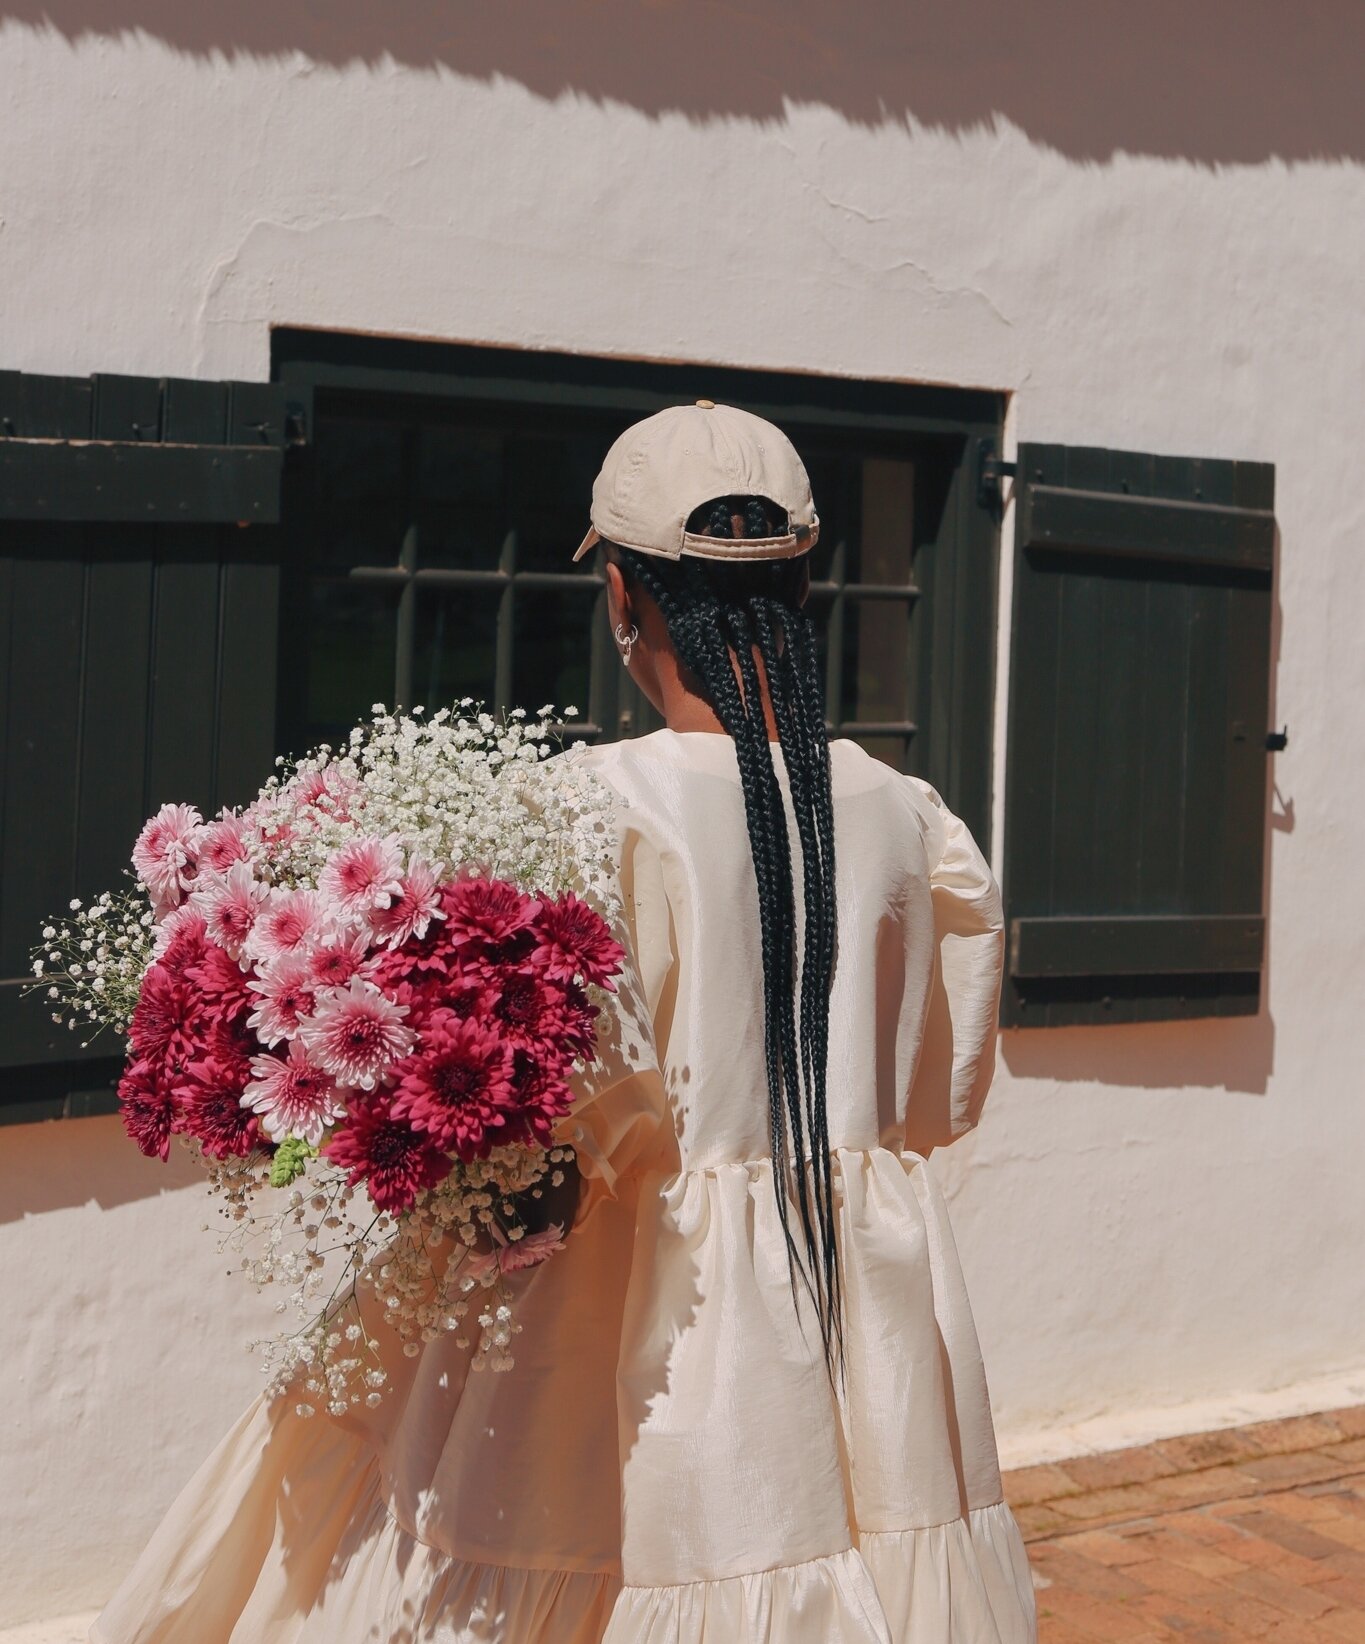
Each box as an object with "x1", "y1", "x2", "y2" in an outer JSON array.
[
  {"x1": 0, "y1": 1112, "x2": 204, "y2": 1222},
  {"x1": 1001, "y1": 1010, "x2": 1274, "y2": 1096},
  {"x1": 6, "y1": 0, "x2": 1365, "y2": 165}
]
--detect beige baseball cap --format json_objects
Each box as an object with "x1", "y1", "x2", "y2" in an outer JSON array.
[{"x1": 572, "y1": 400, "x2": 820, "y2": 563}]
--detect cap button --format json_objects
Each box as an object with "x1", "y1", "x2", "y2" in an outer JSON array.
[{"x1": 695, "y1": 398, "x2": 715, "y2": 409}]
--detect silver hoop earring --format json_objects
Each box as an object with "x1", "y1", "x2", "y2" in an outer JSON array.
[{"x1": 614, "y1": 621, "x2": 639, "y2": 667}]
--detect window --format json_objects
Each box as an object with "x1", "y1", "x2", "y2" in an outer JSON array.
[{"x1": 273, "y1": 333, "x2": 1002, "y2": 823}]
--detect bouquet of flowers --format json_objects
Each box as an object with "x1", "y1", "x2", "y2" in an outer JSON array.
[{"x1": 30, "y1": 702, "x2": 624, "y2": 1415}]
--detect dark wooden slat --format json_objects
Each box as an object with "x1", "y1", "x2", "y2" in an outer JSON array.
[
  {"x1": 215, "y1": 553, "x2": 280, "y2": 807},
  {"x1": 163, "y1": 378, "x2": 229, "y2": 445},
  {"x1": 228, "y1": 381, "x2": 289, "y2": 448},
  {"x1": 146, "y1": 551, "x2": 220, "y2": 813},
  {"x1": 0, "y1": 373, "x2": 94, "y2": 438},
  {"x1": 93, "y1": 374, "x2": 163, "y2": 442},
  {"x1": 1, "y1": 545, "x2": 85, "y2": 978},
  {"x1": 1018, "y1": 482, "x2": 1274, "y2": 573},
  {"x1": 0, "y1": 981, "x2": 122, "y2": 1068},
  {"x1": 1222, "y1": 576, "x2": 1274, "y2": 919},
  {"x1": 1010, "y1": 914, "x2": 1265, "y2": 978},
  {"x1": 75, "y1": 548, "x2": 153, "y2": 889},
  {"x1": 0, "y1": 441, "x2": 284, "y2": 523},
  {"x1": 0, "y1": 1053, "x2": 122, "y2": 1121}
]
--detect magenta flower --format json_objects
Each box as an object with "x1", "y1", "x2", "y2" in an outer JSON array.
[
  {"x1": 440, "y1": 876, "x2": 539, "y2": 958},
  {"x1": 189, "y1": 862, "x2": 270, "y2": 961},
  {"x1": 486, "y1": 966, "x2": 587, "y2": 1056},
  {"x1": 319, "y1": 835, "x2": 405, "y2": 928},
  {"x1": 246, "y1": 950, "x2": 317, "y2": 1047},
  {"x1": 117, "y1": 1058, "x2": 181, "y2": 1161},
  {"x1": 244, "y1": 887, "x2": 328, "y2": 968},
  {"x1": 500, "y1": 1049, "x2": 575, "y2": 1148},
  {"x1": 299, "y1": 976, "x2": 414, "y2": 1090},
  {"x1": 128, "y1": 962, "x2": 200, "y2": 1067},
  {"x1": 197, "y1": 815, "x2": 251, "y2": 876},
  {"x1": 242, "y1": 1041, "x2": 346, "y2": 1146},
  {"x1": 182, "y1": 1046, "x2": 260, "y2": 1160},
  {"x1": 389, "y1": 1010, "x2": 515, "y2": 1158},
  {"x1": 369, "y1": 857, "x2": 446, "y2": 949},
  {"x1": 323, "y1": 1093, "x2": 453, "y2": 1213},
  {"x1": 531, "y1": 893, "x2": 625, "y2": 989},
  {"x1": 132, "y1": 803, "x2": 204, "y2": 916}
]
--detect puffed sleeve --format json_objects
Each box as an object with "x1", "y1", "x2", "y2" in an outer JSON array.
[
  {"x1": 901, "y1": 777, "x2": 1006, "y2": 1155},
  {"x1": 555, "y1": 807, "x2": 675, "y2": 1220}
]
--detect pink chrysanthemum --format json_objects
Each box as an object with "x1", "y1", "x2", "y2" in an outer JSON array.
[
  {"x1": 440, "y1": 876, "x2": 539, "y2": 958},
  {"x1": 299, "y1": 976, "x2": 414, "y2": 1091},
  {"x1": 292, "y1": 765, "x2": 361, "y2": 822},
  {"x1": 189, "y1": 862, "x2": 270, "y2": 961},
  {"x1": 499, "y1": 1224, "x2": 568, "y2": 1273},
  {"x1": 305, "y1": 929, "x2": 375, "y2": 992},
  {"x1": 246, "y1": 950, "x2": 317, "y2": 1047},
  {"x1": 323, "y1": 1094, "x2": 453, "y2": 1213},
  {"x1": 242, "y1": 1041, "x2": 346, "y2": 1146},
  {"x1": 462, "y1": 1223, "x2": 568, "y2": 1284},
  {"x1": 369, "y1": 857, "x2": 446, "y2": 949},
  {"x1": 531, "y1": 893, "x2": 625, "y2": 990},
  {"x1": 243, "y1": 887, "x2": 329, "y2": 968},
  {"x1": 182, "y1": 1047, "x2": 261, "y2": 1159},
  {"x1": 319, "y1": 835, "x2": 404, "y2": 928},
  {"x1": 197, "y1": 815, "x2": 251, "y2": 876},
  {"x1": 153, "y1": 904, "x2": 209, "y2": 965},
  {"x1": 128, "y1": 962, "x2": 201, "y2": 1067},
  {"x1": 389, "y1": 1010, "x2": 515, "y2": 1159},
  {"x1": 132, "y1": 803, "x2": 204, "y2": 916},
  {"x1": 117, "y1": 1058, "x2": 181, "y2": 1161}
]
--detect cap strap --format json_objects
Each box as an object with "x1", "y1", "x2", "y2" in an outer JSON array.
[{"x1": 679, "y1": 522, "x2": 818, "y2": 561}]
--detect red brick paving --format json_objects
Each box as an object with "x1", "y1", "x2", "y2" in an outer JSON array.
[{"x1": 1002, "y1": 1405, "x2": 1365, "y2": 1642}]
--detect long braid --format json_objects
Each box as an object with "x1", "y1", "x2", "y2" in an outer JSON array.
[
  {"x1": 611, "y1": 496, "x2": 844, "y2": 1377},
  {"x1": 752, "y1": 594, "x2": 843, "y2": 1373}
]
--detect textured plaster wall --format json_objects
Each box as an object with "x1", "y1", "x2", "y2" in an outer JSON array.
[{"x1": 2, "y1": 5, "x2": 1364, "y2": 1622}]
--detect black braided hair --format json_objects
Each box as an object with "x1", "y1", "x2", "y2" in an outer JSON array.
[{"x1": 605, "y1": 495, "x2": 844, "y2": 1379}]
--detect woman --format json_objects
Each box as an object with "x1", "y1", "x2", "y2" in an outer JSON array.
[{"x1": 94, "y1": 401, "x2": 1037, "y2": 1642}]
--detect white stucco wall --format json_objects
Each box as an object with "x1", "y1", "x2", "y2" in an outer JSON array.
[{"x1": 3, "y1": 5, "x2": 1364, "y2": 1623}]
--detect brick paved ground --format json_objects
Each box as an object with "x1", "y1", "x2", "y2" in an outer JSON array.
[{"x1": 1003, "y1": 1404, "x2": 1365, "y2": 1642}]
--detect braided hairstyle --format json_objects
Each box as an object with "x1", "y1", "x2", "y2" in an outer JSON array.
[{"x1": 605, "y1": 495, "x2": 844, "y2": 1378}]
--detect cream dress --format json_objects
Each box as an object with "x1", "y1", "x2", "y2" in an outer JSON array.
[{"x1": 94, "y1": 728, "x2": 1037, "y2": 1644}]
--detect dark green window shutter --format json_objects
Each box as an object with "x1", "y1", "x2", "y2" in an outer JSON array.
[
  {"x1": 0, "y1": 371, "x2": 295, "y2": 1120},
  {"x1": 1001, "y1": 443, "x2": 1276, "y2": 1027}
]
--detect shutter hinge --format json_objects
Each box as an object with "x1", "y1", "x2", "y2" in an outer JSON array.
[
  {"x1": 976, "y1": 438, "x2": 1017, "y2": 509},
  {"x1": 1265, "y1": 724, "x2": 1289, "y2": 752}
]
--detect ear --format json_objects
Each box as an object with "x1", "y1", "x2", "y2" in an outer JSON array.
[{"x1": 605, "y1": 559, "x2": 632, "y2": 628}]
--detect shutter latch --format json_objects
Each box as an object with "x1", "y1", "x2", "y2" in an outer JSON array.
[
  {"x1": 1265, "y1": 724, "x2": 1289, "y2": 752},
  {"x1": 976, "y1": 438, "x2": 1017, "y2": 509}
]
